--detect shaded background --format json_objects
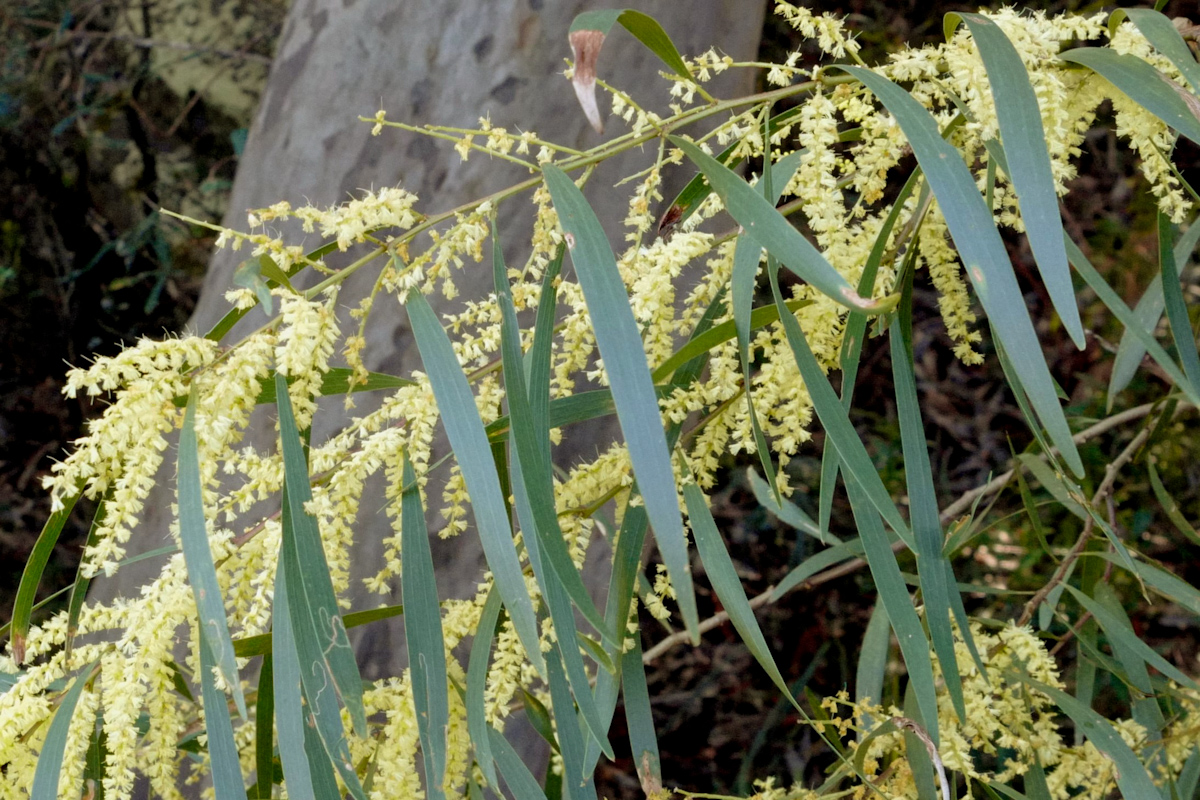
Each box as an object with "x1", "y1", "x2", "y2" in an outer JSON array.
[{"x1": 4, "y1": 0, "x2": 1200, "y2": 796}]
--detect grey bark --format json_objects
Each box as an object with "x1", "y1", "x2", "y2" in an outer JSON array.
[{"x1": 91, "y1": 0, "x2": 764, "y2": 778}]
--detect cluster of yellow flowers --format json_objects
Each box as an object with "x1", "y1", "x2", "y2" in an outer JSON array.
[{"x1": 4, "y1": 5, "x2": 1198, "y2": 799}]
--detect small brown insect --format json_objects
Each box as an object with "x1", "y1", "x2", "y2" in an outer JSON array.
[{"x1": 655, "y1": 203, "x2": 686, "y2": 241}]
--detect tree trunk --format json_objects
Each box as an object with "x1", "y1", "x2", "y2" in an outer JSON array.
[{"x1": 91, "y1": 0, "x2": 764, "y2": 770}]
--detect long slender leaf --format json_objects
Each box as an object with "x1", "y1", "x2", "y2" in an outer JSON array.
[
  {"x1": 401, "y1": 454, "x2": 449, "y2": 800},
  {"x1": 889, "y1": 281, "x2": 965, "y2": 721},
  {"x1": 254, "y1": 654, "x2": 275, "y2": 800},
  {"x1": 1067, "y1": 236, "x2": 1200, "y2": 408},
  {"x1": 856, "y1": 602, "x2": 890, "y2": 713},
  {"x1": 840, "y1": 65, "x2": 1083, "y2": 476},
  {"x1": 1109, "y1": 274, "x2": 1167, "y2": 409},
  {"x1": 1064, "y1": 583, "x2": 1198, "y2": 690},
  {"x1": 233, "y1": 602, "x2": 403, "y2": 658},
  {"x1": 30, "y1": 663, "x2": 95, "y2": 800},
  {"x1": 543, "y1": 164, "x2": 698, "y2": 642},
  {"x1": 276, "y1": 380, "x2": 368, "y2": 800},
  {"x1": 11, "y1": 485, "x2": 81, "y2": 663},
  {"x1": 404, "y1": 292, "x2": 546, "y2": 676},
  {"x1": 179, "y1": 385, "x2": 246, "y2": 718},
  {"x1": 747, "y1": 467, "x2": 829, "y2": 543},
  {"x1": 271, "y1": 558, "x2": 317, "y2": 800},
  {"x1": 685, "y1": 483, "x2": 803, "y2": 715},
  {"x1": 467, "y1": 588, "x2": 502, "y2": 788},
  {"x1": 248, "y1": 368, "x2": 414, "y2": 406},
  {"x1": 765, "y1": 264, "x2": 914, "y2": 546},
  {"x1": 546, "y1": 646, "x2": 598, "y2": 800},
  {"x1": 487, "y1": 726, "x2": 549, "y2": 800},
  {"x1": 1059, "y1": 48, "x2": 1200, "y2": 147},
  {"x1": 494, "y1": 232, "x2": 611, "y2": 646},
  {"x1": 198, "y1": 635, "x2": 246, "y2": 800},
  {"x1": 1021, "y1": 676, "x2": 1161, "y2": 799},
  {"x1": 275, "y1": 373, "x2": 367, "y2": 734},
  {"x1": 669, "y1": 136, "x2": 891, "y2": 315},
  {"x1": 949, "y1": 12, "x2": 1084, "y2": 348},
  {"x1": 622, "y1": 634, "x2": 662, "y2": 797},
  {"x1": 1117, "y1": 8, "x2": 1200, "y2": 93},
  {"x1": 1158, "y1": 212, "x2": 1200, "y2": 396},
  {"x1": 771, "y1": 539, "x2": 866, "y2": 601},
  {"x1": 1148, "y1": 459, "x2": 1200, "y2": 545},
  {"x1": 64, "y1": 495, "x2": 106, "y2": 657}
]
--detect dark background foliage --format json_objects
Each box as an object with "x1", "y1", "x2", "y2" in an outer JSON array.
[{"x1": 3, "y1": 1, "x2": 1200, "y2": 797}]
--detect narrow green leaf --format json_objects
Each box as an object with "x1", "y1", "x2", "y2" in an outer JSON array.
[
  {"x1": 843, "y1": 474, "x2": 940, "y2": 745},
  {"x1": 31, "y1": 663, "x2": 95, "y2": 800},
  {"x1": 771, "y1": 539, "x2": 866, "y2": 602},
  {"x1": 686, "y1": 483, "x2": 803, "y2": 715},
  {"x1": 487, "y1": 726, "x2": 549, "y2": 800},
  {"x1": 1115, "y1": 8, "x2": 1200, "y2": 93},
  {"x1": 840, "y1": 65, "x2": 1083, "y2": 476},
  {"x1": 888, "y1": 282, "x2": 965, "y2": 722},
  {"x1": 670, "y1": 136, "x2": 891, "y2": 315},
  {"x1": 546, "y1": 646, "x2": 599, "y2": 800},
  {"x1": 1066, "y1": 235, "x2": 1200, "y2": 408},
  {"x1": 622, "y1": 634, "x2": 662, "y2": 798},
  {"x1": 467, "y1": 588, "x2": 502, "y2": 788},
  {"x1": 1158, "y1": 212, "x2": 1200, "y2": 396},
  {"x1": 401, "y1": 454, "x2": 449, "y2": 800},
  {"x1": 1109, "y1": 273, "x2": 1166, "y2": 409},
  {"x1": 1064, "y1": 583, "x2": 1198, "y2": 690},
  {"x1": 300, "y1": 692, "x2": 343, "y2": 800},
  {"x1": 510, "y1": 450, "x2": 615, "y2": 759},
  {"x1": 1148, "y1": 459, "x2": 1200, "y2": 545},
  {"x1": 822, "y1": 169, "x2": 928, "y2": 541},
  {"x1": 856, "y1": 602, "x2": 890, "y2": 712},
  {"x1": 1175, "y1": 746, "x2": 1200, "y2": 800},
  {"x1": 734, "y1": 144, "x2": 804, "y2": 505},
  {"x1": 543, "y1": 164, "x2": 698, "y2": 643},
  {"x1": 651, "y1": 299, "x2": 810, "y2": 384},
  {"x1": 1017, "y1": 454, "x2": 1087, "y2": 521},
  {"x1": 949, "y1": 12, "x2": 1084, "y2": 348},
  {"x1": 275, "y1": 373, "x2": 367, "y2": 735},
  {"x1": 404, "y1": 292, "x2": 546, "y2": 676},
  {"x1": 233, "y1": 602, "x2": 403, "y2": 658},
  {"x1": 747, "y1": 467, "x2": 831, "y2": 544},
  {"x1": 255, "y1": 654, "x2": 275, "y2": 800},
  {"x1": 11, "y1": 485, "x2": 81, "y2": 663},
  {"x1": 198, "y1": 634, "x2": 246, "y2": 800},
  {"x1": 1096, "y1": 551, "x2": 1200, "y2": 619},
  {"x1": 765, "y1": 264, "x2": 914, "y2": 546},
  {"x1": 243, "y1": 367, "x2": 414, "y2": 406},
  {"x1": 64, "y1": 494, "x2": 105, "y2": 657},
  {"x1": 494, "y1": 231, "x2": 612, "y2": 647},
  {"x1": 271, "y1": 559, "x2": 317, "y2": 800},
  {"x1": 1020, "y1": 676, "x2": 1161, "y2": 799},
  {"x1": 179, "y1": 385, "x2": 246, "y2": 718},
  {"x1": 1059, "y1": 48, "x2": 1200, "y2": 147}
]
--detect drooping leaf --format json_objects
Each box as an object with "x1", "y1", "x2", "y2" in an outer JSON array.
[
  {"x1": 888, "y1": 280, "x2": 966, "y2": 721},
  {"x1": 487, "y1": 726, "x2": 549, "y2": 800},
  {"x1": 1114, "y1": 8, "x2": 1200, "y2": 93},
  {"x1": 1059, "y1": 48, "x2": 1200, "y2": 147},
  {"x1": 670, "y1": 136, "x2": 894, "y2": 315},
  {"x1": 1067, "y1": 235, "x2": 1200, "y2": 408},
  {"x1": 947, "y1": 12, "x2": 1084, "y2": 348},
  {"x1": 254, "y1": 654, "x2": 275, "y2": 800},
  {"x1": 198, "y1": 635, "x2": 246, "y2": 800},
  {"x1": 545, "y1": 646, "x2": 599, "y2": 800},
  {"x1": 839, "y1": 65, "x2": 1083, "y2": 476},
  {"x1": 622, "y1": 634, "x2": 663, "y2": 798},
  {"x1": 466, "y1": 588, "x2": 502, "y2": 788},
  {"x1": 178, "y1": 385, "x2": 246, "y2": 718},
  {"x1": 270, "y1": 559, "x2": 317, "y2": 800},
  {"x1": 1148, "y1": 459, "x2": 1200, "y2": 545},
  {"x1": 400, "y1": 454, "x2": 449, "y2": 800},
  {"x1": 11, "y1": 484, "x2": 82, "y2": 663},
  {"x1": 747, "y1": 467, "x2": 830, "y2": 544},
  {"x1": 404, "y1": 291, "x2": 546, "y2": 676},
  {"x1": 543, "y1": 164, "x2": 698, "y2": 643},
  {"x1": 233, "y1": 603, "x2": 404, "y2": 658},
  {"x1": 686, "y1": 483, "x2": 804, "y2": 715},
  {"x1": 856, "y1": 602, "x2": 890, "y2": 713},
  {"x1": 30, "y1": 663, "x2": 95, "y2": 800},
  {"x1": 1157, "y1": 212, "x2": 1200, "y2": 398},
  {"x1": 1020, "y1": 676, "x2": 1161, "y2": 799},
  {"x1": 771, "y1": 539, "x2": 866, "y2": 601}
]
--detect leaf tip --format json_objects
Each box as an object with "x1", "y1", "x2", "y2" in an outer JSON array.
[{"x1": 569, "y1": 29, "x2": 606, "y2": 134}]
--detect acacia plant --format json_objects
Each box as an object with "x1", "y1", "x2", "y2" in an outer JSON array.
[{"x1": 5, "y1": 4, "x2": 1200, "y2": 799}]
